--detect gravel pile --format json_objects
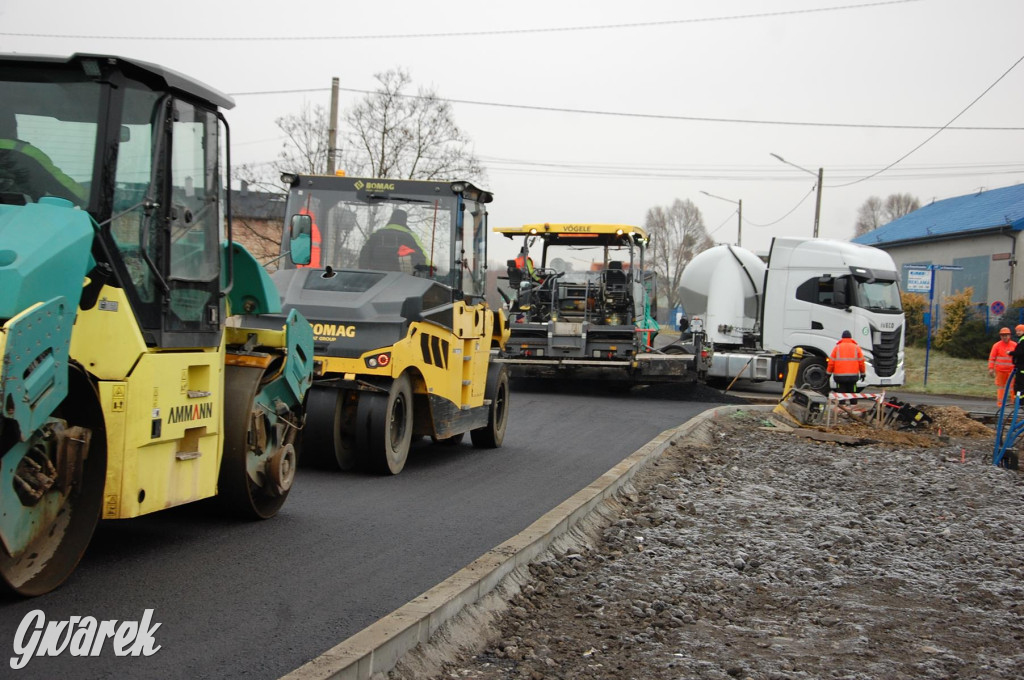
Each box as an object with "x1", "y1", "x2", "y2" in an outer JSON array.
[{"x1": 396, "y1": 407, "x2": 1024, "y2": 680}]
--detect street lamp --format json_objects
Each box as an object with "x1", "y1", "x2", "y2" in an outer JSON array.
[
  {"x1": 700, "y1": 190, "x2": 742, "y2": 247},
  {"x1": 770, "y1": 152, "x2": 822, "y2": 239}
]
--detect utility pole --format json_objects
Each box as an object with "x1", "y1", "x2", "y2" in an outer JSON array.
[
  {"x1": 737, "y1": 198, "x2": 743, "y2": 247},
  {"x1": 327, "y1": 77, "x2": 339, "y2": 175},
  {"x1": 771, "y1": 153, "x2": 823, "y2": 239},
  {"x1": 813, "y1": 167, "x2": 823, "y2": 239}
]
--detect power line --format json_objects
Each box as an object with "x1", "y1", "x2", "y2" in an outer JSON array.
[
  {"x1": 235, "y1": 141, "x2": 1024, "y2": 181},
  {"x1": 481, "y1": 156, "x2": 1024, "y2": 175},
  {"x1": 745, "y1": 186, "x2": 815, "y2": 228},
  {"x1": 0, "y1": 1, "x2": 922, "y2": 42},
  {"x1": 229, "y1": 85, "x2": 1023, "y2": 131},
  {"x1": 706, "y1": 209, "x2": 739, "y2": 237},
  {"x1": 481, "y1": 162, "x2": 1024, "y2": 183},
  {"x1": 830, "y1": 52, "x2": 1024, "y2": 187}
]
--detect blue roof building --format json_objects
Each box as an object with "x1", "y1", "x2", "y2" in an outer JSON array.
[{"x1": 851, "y1": 183, "x2": 1024, "y2": 313}]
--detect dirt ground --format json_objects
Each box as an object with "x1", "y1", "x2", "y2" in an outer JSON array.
[{"x1": 390, "y1": 403, "x2": 1024, "y2": 680}]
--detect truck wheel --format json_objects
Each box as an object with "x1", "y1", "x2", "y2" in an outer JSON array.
[
  {"x1": 796, "y1": 355, "x2": 830, "y2": 393},
  {"x1": 471, "y1": 364, "x2": 510, "y2": 448},
  {"x1": 358, "y1": 373, "x2": 413, "y2": 475},
  {"x1": 303, "y1": 387, "x2": 358, "y2": 470}
]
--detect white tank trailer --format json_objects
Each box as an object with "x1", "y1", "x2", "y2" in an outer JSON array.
[{"x1": 679, "y1": 237, "x2": 905, "y2": 391}]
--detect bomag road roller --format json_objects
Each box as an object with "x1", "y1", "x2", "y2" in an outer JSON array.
[
  {"x1": 0, "y1": 54, "x2": 314, "y2": 596},
  {"x1": 261, "y1": 173, "x2": 510, "y2": 475}
]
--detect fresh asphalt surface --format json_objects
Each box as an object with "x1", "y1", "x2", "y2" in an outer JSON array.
[{"x1": 0, "y1": 379, "x2": 717, "y2": 679}]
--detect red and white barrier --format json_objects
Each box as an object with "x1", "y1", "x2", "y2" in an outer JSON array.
[{"x1": 825, "y1": 391, "x2": 885, "y2": 427}]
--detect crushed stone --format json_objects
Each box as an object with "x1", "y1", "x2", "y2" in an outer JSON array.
[{"x1": 391, "y1": 406, "x2": 1024, "y2": 680}]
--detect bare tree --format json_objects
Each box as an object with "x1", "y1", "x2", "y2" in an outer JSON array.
[
  {"x1": 234, "y1": 69, "x2": 483, "y2": 191},
  {"x1": 645, "y1": 198, "x2": 714, "y2": 309},
  {"x1": 853, "y1": 193, "x2": 920, "y2": 237},
  {"x1": 854, "y1": 196, "x2": 885, "y2": 236},
  {"x1": 233, "y1": 103, "x2": 336, "y2": 197},
  {"x1": 276, "y1": 102, "x2": 333, "y2": 176},
  {"x1": 884, "y1": 193, "x2": 920, "y2": 221},
  {"x1": 230, "y1": 71, "x2": 484, "y2": 261},
  {"x1": 343, "y1": 68, "x2": 484, "y2": 182}
]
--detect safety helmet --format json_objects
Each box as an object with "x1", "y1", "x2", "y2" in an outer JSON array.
[
  {"x1": 1000, "y1": 327, "x2": 1012, "y2": 334},
  {"x1": 1016, "y1": 324, "x2": 1024, "y2": 335}
]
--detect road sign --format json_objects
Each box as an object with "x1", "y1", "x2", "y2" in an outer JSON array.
[
  {"x1": 992, "y1": 300, "x2": 1006, "y2": 315},
  {"x1": 906, "y1": 269, "x2": 930, "y2": 292},
  {"x1": 901, "y1": 263, "x2": 964, "y2": 387}
]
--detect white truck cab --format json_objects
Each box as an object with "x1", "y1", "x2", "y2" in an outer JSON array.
[{"x1": 763, "y1": 237, "x2": 905, "y2": 388}]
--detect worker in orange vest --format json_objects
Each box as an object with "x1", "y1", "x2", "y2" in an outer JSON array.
[
  {"x1": 827, "y1": 330, "x2": 866, "y2": 393},
  {"x1": 514, "y1": 249, "x2": 542, "y2": 283},
  {"x1": 988, "y1": 326, "x2": 1017, "y2": 403}
]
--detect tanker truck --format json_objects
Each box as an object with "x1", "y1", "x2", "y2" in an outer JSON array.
[{"x1": 679, "y1": 237, "x2": 905, "y2": 391}]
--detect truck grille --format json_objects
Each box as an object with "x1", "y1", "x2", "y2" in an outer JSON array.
[{"x1": 871, "y1": 327, "x2": 901, "y2": 377}]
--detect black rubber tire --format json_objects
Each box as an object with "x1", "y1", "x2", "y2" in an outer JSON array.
[
  {"x1": 302, "y1": 387, "x2": 358, "y2": 470},
  {"x1": 219, "y1": 365, "x2": 291, "y2": 519},
  {"x1": 357, "y1": 373, "x2": 414, "y2": 475},
  {"x1": 796, "y1": 355, "x2": 830, "y2": 393},
  {"x1": 471, "y1": 363, "x2": 510, "y2": 448}
]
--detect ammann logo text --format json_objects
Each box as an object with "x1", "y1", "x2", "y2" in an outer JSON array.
[
  {"x1": 10, "y1": 609, "x2": 161, "y2": 669},
  {"x1": 166, "y1": 402, "x2": 213, "y2": 424}
]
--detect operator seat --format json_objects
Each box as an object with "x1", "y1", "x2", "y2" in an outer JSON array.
[
  {"x1": 603, "y1": 261, "x2": 628, "y2": 298},
  {"x1": 600, "y1": 261, "x2": 630, "y2": 320},
  {"x1": 506, "y1": 259, "x2": 524, "y2": 290}
]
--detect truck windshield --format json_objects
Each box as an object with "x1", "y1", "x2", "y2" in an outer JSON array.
[
  {"x1": 854, "y1": 277, "x2": 902, "y2": 313},
  {"x1": 0, "y1": 65, "x2": 100, "y2": 207},
  {"x1": 541, "y1": 243, "x2": 638, "y2": 279}
]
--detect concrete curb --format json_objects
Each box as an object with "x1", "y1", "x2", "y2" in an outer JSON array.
[{"x1": 281, "y1": 403, "x2": 770, "y2": 680}]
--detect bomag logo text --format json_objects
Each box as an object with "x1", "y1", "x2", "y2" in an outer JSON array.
[
  {"x1": 167, "y1": 402, "x2": 213, "y2": 424},
  {"x1": 364, "y1": 182, "x2": 395, "y2": 191},
  {"x1": 312, "y1": 323, "x2": 357, "y2": 341}
]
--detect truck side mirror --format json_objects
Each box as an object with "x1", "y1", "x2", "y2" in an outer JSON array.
[
  {"x1": 834, "y1": 277, "x2": 848, "y2": 307},
  {"x1": 289, "y1": 214, "x2": 312, "y2": 265}
]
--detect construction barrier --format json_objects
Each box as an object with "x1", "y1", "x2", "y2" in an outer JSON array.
[{"x1": 825, "y1": 392, "x2": 885, "y2": 428}]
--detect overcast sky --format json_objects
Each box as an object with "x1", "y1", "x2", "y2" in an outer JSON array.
[{"x1": 2, "y1": 0, "x2": 1022, "y2": 262}]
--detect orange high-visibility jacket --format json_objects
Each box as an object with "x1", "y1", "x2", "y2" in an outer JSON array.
[
  {"x1": 515, "y1": 254, "x2": 540, "y2": 281},
  {"x1": 989, "y1": 338, "x2": 1018, "y2": 372},
  {"x1": 827, "y1": 337, "x2": 866, "y2": 378}
]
